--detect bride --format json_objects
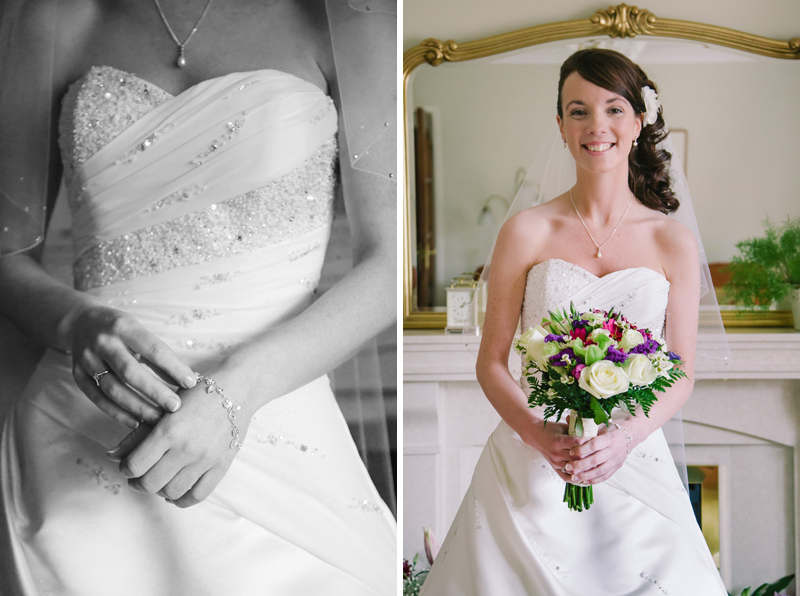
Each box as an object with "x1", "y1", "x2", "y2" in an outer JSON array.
[
  {"x1": 420, "y1": 49, "x2": 727, "y2": 595},
  {"x1": 0, "y1": 0, "x2": 395, "y2": 594}
]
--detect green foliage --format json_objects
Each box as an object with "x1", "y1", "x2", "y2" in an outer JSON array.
[
  {"x1": 727, "y1": 573, "x2": 794, "y2": 596},
  {"x1": 725, "y1": 217, "x2": 800, "y2": 308},
  {"x1": 526, "y1": 367, "x2": 686, "y2": 425},
  {"x1": 403, "y1": 555, "x2": 429, "y2": 596}
]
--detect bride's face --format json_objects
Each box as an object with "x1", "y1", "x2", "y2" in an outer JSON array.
[{"x1": 557, "y1": 72, "x2": 642, "y2": 176}]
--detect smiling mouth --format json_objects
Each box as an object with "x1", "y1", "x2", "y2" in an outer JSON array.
[{"x1": 583, "y1": 143, "x2": 615, "y2": 152}]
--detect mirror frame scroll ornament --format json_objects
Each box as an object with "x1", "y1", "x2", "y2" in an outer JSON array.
[{"x1": 403, "y1": 3, "x2": 800, "y2": 329}]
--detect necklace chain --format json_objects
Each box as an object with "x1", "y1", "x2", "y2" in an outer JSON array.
[
  {"x1": 569, "y1": 189, "x2": 633, "y2": 258},
  {"x1": 152, "y1": 0, "x2": 216, "y2": 68}
]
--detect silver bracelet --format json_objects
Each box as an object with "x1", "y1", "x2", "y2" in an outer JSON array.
[
  {"x1": 612, "y1": 422, "x2": 632, "y2": 455},
  {"x1": 195, "y1": 373, "x2": 243, "y2": 450}
]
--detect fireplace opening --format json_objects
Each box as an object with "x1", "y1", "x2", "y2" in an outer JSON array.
[{"x1": 688, "y1": 465, "x2": 721, "y2": 569}]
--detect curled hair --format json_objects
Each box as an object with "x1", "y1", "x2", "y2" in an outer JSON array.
[{"x1": 557, "y1": 49, "x2": 678, "y2": 214}]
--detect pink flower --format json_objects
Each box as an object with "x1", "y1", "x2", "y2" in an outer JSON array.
[
  {"x1": 602, "y1": 319, "x2": 622, "y2": 339},
  {"x1": 570, "y1": 328, "x2": 587, "y2": 342},
  {"x1": 424, "y1": 527, "x2": 440, "y2": 565},
  {"x1": 572, "y1": 363, "x2": 586, "y2": 380}
]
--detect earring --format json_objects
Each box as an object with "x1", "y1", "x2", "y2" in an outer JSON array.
[
  {"x1": 563, "y1": 139, "x2": 567, "y2": 148},
  {"x1": 633, "y1": 138, "x2": 638, "y2": 147}
]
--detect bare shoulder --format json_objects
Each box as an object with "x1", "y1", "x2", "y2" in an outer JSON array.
[
  {"x1": 647, "y1": 213, "x2": 699, "y2": 282},
  {"x1": 492, "y1": 200, "x2": 565, "y2": 272},
  {"x1": 503, "y1": 199, "x2": 563, "y2": 236},
  {"x1": 652, "y1": 215, "x2": 697, "y2": 257},
  {"x1": 293, "y1": 1, "x2": 334, "y2": 77},
  {"x1": 316, "y1": 0, "x2": 394, "y2": 94}
]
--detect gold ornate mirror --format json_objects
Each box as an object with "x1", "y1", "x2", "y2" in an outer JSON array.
[{"x1": 403, "y1": 4, "x2": 800, "y2": 329}]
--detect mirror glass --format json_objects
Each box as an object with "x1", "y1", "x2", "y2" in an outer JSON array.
[{"x1": 406, "y1": 36, "x2": 800, "y2": 312}]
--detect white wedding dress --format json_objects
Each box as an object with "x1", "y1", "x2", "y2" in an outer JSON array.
[
  {"x1": 0, "y1": 66, "x2": 395, "y2": 595},
  {"x1": 420, "y1": 258, "x2": 726, "y2": 596}
]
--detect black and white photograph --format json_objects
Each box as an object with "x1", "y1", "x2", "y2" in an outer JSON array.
[{"x1": 0, "y1": 1, "x2": 396, "y2": 594}]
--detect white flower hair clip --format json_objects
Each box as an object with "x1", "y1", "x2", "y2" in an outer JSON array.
[{"x1": 641, "y1": 86, "x2": 660, "y2": 126}]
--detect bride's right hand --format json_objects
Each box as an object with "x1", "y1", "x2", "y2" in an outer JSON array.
[
  {"x1": 62, "y1": 303, "x2": 196, "y2": 429},
  {"x1": 526, "y1": 419, "x2": 588, "y2": 482}
]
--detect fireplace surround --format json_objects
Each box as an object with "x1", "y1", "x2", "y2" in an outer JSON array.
[{"x1": 403, "y1": 330, "x2": 799, "y2": 591}]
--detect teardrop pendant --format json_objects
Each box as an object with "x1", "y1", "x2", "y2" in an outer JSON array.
[
  {"x1": 154, "y1": 0, "x2": 214, "y2": 70},
  {"x1": 177, "y1": 46, "x2": 186, "y2": 68},
  {"x1": 596, "y1": 248, "x2": 602, "y2": 258}
]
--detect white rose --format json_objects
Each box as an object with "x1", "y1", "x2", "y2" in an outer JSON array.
[
  {"x1": 622, "y1": 354, "x2": 658, "y2": 386},
  {"x1": 523, "y1": 325, "x2": 559, "y2": 369},
  {"x1": 588, "y1": 328, "x2": 611, "y2": 342},
  {"x1": 536, "y1": 343, "x2": 562, "y2": 369},
  {"x1": 642, "y1": 86, "x2": 660, "y2": 126},
  {"x1": 582, "y1": 311, "x2": 605, "y2": 324},
  {"x1": 578, "y1": 361, "x2": 630, "y2": 399},
  {"x1": 618, "y1": 329, "x2": 645, "y2": 350},
  {"x1": 518, "y1": 327, "x2": 536, "y2": 345}
]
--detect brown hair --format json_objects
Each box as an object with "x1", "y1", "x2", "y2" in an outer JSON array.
[{"x1": 557, "y1": 48, "x2": 678, "y2": 214}]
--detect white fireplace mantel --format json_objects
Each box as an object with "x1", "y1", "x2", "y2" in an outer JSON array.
[
  {"x1": 404, "y1": 329, "x2": 800, "y2": 382},
  {"x1": 403, "y1": 329, "x2": 800, "y2": 592}
]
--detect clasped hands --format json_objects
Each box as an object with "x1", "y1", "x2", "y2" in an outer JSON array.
[
  {"x1": 66, "y1": 304, "x2": 249, "y2": 507},
  {"x1": 529, "y1": 418, "x2": 630, "y2": 486}
]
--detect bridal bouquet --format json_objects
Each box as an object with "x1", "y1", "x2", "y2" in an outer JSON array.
[{"x1": 514, "y1": 303, "x2": 686, "y2": 512}]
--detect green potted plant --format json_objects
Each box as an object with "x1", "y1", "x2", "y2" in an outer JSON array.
[
  {"x1": 727, "y1": 572, "x2": 794, "y2": 596},
  {"x1": 724, "y1": 217, "x2": 800, "y2": 330}
]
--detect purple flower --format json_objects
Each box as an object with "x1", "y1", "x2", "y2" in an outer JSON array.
[
  {"x1": 630, "y1": 339, "x2": 661, "y2": 355},
  {"x1": 550, "y1": 348, "x2": 576, "y2": 367},
  {"x1": 573, "y1": 319, "x2": 590, "y2": 328},
  {"x1": 667, "y1": 351, "x2": 681, "y2": 361},
  {"x1": 544, "y1": 334, "x2": 563, "y2": 343},
  {"x1": 605, "y1": 346, "x2": 628, "y2": 363}
]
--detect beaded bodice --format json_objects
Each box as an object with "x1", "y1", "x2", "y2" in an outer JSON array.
[
  {"x1": 521, "y1": 259, "x2": 670, "y2": 339},
  {"x1": 58, "y1": 66, "x2": 338, "y2": 291},
  {"x1": 60, "y1": 67, "x2": 174, "y2": 192}
]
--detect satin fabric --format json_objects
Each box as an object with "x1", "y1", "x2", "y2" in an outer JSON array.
[
  {"x1": 421, "y1": 259, "x2": 726, "y2": 596},
  {"x1": 1, "y1": 69, "x2": 395, "y2": 596}
]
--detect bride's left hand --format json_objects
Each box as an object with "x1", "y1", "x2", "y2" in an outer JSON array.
[
  {"x1": 106, "y1": 374, "x2": 252, "y2": 507},
  {"x1": 563, "y1": 424, "x2": 629, "y2": 485}
]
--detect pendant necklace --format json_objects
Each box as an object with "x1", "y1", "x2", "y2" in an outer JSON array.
[
  {"x1": 152, "y1": 0, "x2": 216, "y2": 68},
  {"x1": 569, "y1": 189, "x2": 632, "y2": 258}
]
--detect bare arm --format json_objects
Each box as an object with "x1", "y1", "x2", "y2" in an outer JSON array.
[
  {"x1": 0, "y1": 0, "x2": 195, "y2": 427},
  {"x1": 612, "y1": 222, "x2": 701, "y2": 444},
  {"x1": 476, "y1": 213, "x2": 587, "y2": 480},
  {"x1": 113, "y1": 125, "x2": 395, "y2": 508},
  {"x1": 207, "y1": 148, "x2": 396, "y2": 418}
]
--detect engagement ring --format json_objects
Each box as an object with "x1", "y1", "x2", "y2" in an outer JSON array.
[{"x1": 93, "y1": 371, "x2": 109, "y2": 386}]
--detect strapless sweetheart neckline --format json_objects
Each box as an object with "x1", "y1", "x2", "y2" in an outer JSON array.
[
  {"x1": 78, "y1": 65, "x2": 330, "y2": 101},
  {"x1": 530, "y1": 258, "x2": 669, "y2": 285}
]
